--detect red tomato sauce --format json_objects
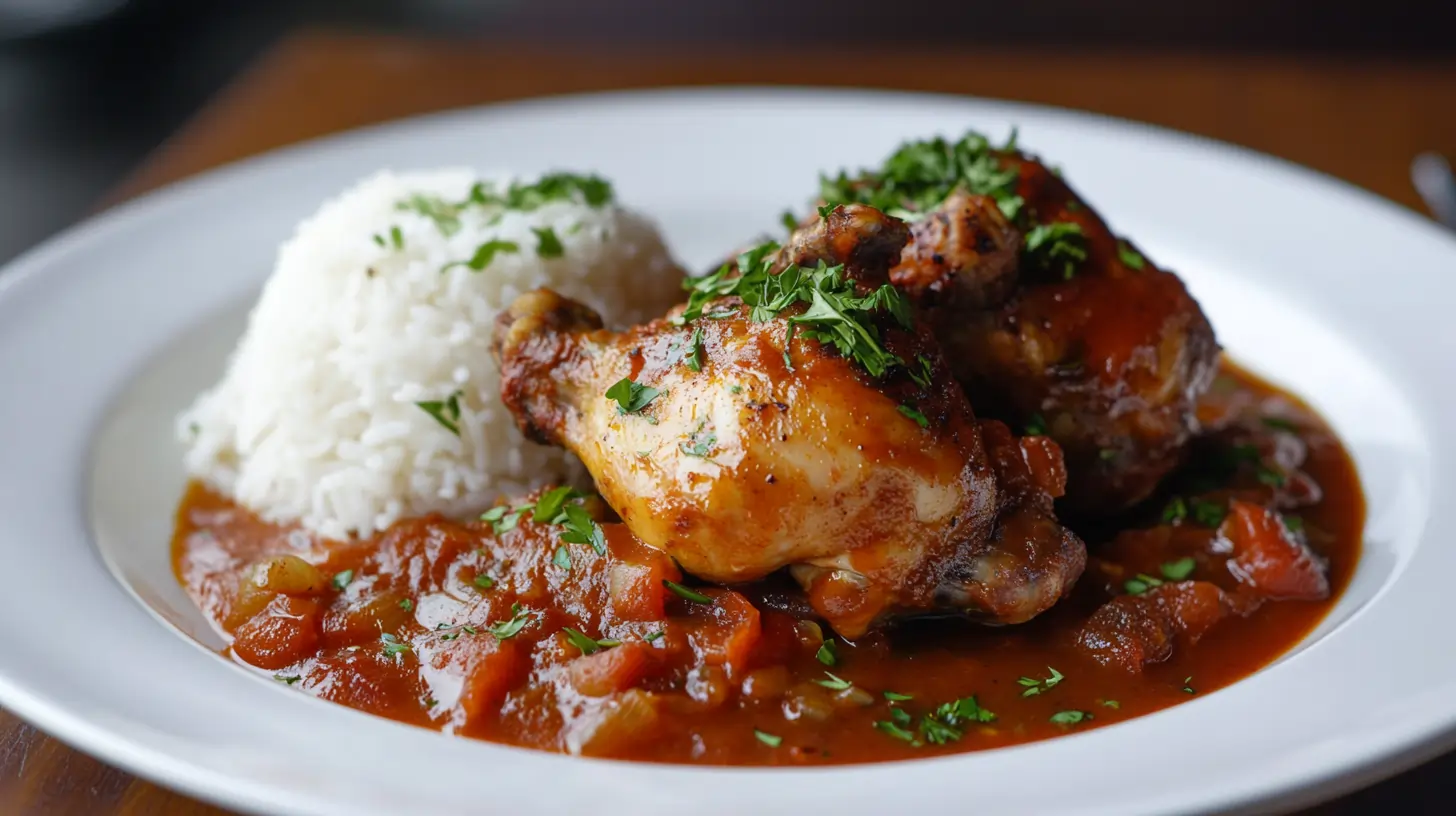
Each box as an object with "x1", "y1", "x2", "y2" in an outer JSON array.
[{"x1": 171, "y1": 360, "x2": 1362, "y2": 764}]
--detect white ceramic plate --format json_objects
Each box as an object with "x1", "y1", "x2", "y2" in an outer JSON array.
[{"x1": 1, "y1": 88, "x2": 1453, "y2": 816}]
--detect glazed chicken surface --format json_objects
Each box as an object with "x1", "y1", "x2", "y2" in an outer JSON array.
[
  {"x1": 821, "y1": 133, "x2": 1220, "y2": 515},
  {"x1": 494, "y1": 206, "x2": 1085, "y2": 638}
]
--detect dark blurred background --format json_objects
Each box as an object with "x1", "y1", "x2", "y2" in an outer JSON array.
[{"x1": 0, "y1": 0, "x2": 1452, "y2": 265}]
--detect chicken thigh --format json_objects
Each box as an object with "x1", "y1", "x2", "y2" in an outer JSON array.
[
  {"x1": 821, "y1": 132, "x2": 1220, "y2": 514},
  {"x1": 494, "y1": 206, "x2": 1084, "y2": 637}
]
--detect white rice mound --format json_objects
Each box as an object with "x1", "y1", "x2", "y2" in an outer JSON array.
[{"x1": 178, "y1": 168, "x2": 684, "y2": 540}]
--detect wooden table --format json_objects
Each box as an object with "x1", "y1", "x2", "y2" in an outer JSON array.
[{"x1": 4, "y1": 30, "x2": 1454, "y2": 815}]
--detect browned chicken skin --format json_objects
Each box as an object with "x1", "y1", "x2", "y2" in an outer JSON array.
[
  {"x1": 824, "y1": 135, "x2": 1220, "y2": 515},
  {"x1": 493, "y1": 207, "x2": 1085, "y2": 638}
]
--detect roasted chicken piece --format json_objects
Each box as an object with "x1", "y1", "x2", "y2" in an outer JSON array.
[
  {"x1": 493, "y1": 206, "x2": 1084, "y2": 637},
  {"x1": 821, "y1": 133, "x2": 1220, "y2": 514}
]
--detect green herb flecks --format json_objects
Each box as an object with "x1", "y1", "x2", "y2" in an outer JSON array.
[
  {"x1": 680, "y1": 422, "x2": 717, "y2": 459},
  {"x1": 481, "y1": 504, "x2": 530, "y2": 535},
  {"x1": 816, "y1": 672, "x2": 853, "y2": 691},
  {"x1": 552, "y1": 545, "x2": 572, "y2": 570},
  {"x1": 465, "y1": 173, "x2": 614, "y2": 211},
  {"x1": 816, "y1": 639, "x2": 838, "y2": 667},
  {"x1": 473, "y1": 574, "x2": 495, "y2": 591},
  {"x1": 1124, "y1": 573, "x2": 1164, "y2": 595},
  {"x1": 1023, "y1": 221, "x2": 1088, "y2": 280},
  {"x1": 1189, "y1": 498, "x2": 1228, "y2": 528},
  {"x1": 605, "y1": 377, "x2": 662, "y2": 415},
  {"x1": 487, "y1": 603, "x2": 535, "y2": 640},
  {"x1": 1117, "y1": 241, "x2": 1146, "y2": 270},
  {"x1": 663, "y1": 579, "x2": 713, "y2": 604},
  {"x1": 532, "y1": 485, "x2": 587, "y2": 523},
  {"x1": 396, "y1": 194, "x2": 462, "y2": 236},
  {"x1": 331, "y1": 570, "x2": 354, "y2": 591},
  {"x1": 1161, "y1": 557, "x2": 1197, "y2": 581},
  {"x1": 1050, "y1": 710, "x2": 1091, "y2": 725},
  {"x1": 677, "y1": 242, "x2": 913, "y2": 380},
  {"x1": 883, "y1": 690, "x2": 914, "y2": 702},
  {"x1": 819, "y1": 130, "x2": 1023, "y2": 223},
  {"x1": 1024, "y1": 413, "x2": 1048, "y2": 436},
  {"x1": 559, "y1": 503, "x2": 607, "y2": 556},
  {"x1": 898, "y1": 404, "x2": 930, "y2": 428},
  {"x1": 562, "y1": 627, "x2": 620, "y2": 655},
  {"x1": 380, "y1": 632, "x2": 412, "y2": 659},
  {"x1": 398, "y1": 598, "x2": 414, "y2": 612},
  {"x1": 415, "y1": 390, "x2": 464, "y2": 436},
  {"x1": 755, "y1": 728, "x2": 783, "y2": 747},
  {"x1": 1183, "y1": 676, "x2": 1196, "y2": 694},
  {"x1": 442, "y1": 239, "x2": 519, "y2": 273},
  {"x1": 644, "y1": 630, "x2": 665, "y2": 643},
  {"x1": 532, "y1": 226, "x2": 565, "y2": 258},
  {"x1": 274, "y1": 674, "x2": 302, "y2": 685},
  {"x1": 1161, "y1": 496, "x2": 1188, "y2": 524},
  {"x1": 1017, "y1": 666, "x2": 1065, "y2": 697}
]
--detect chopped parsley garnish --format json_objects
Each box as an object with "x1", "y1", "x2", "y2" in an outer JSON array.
[
  {"x1": 559, "y1": 503, "x2": 607, "y2": 556},
  {"x1": 465, "y1": 173, "x2": 614, "y2": 211},
  {"x1": 873, "y1": 718, "x2": 920, "y2": 744},
  {"x1": 1023, "y1": 221, "x2": 1088, "y2": 280},
  {"x1": 331, "y1": 570, "x2": 354, "y2": 591},
  {"x1": 372, "y1": 233, "x2": 386, "y2": 247},
  {"x1": 396, "y1": 194, "x2": 462, "y2": 236},
  {"x1": 532, "y1": 226, "x2": 565, "y2": 258},
  {"x1": 817, "y1": 203, "x2": 834, "y2": 219},
  {"x1": 663, "y1": 579, "x2": 713, "y2": 604},
  {"x1": 1160, "y1": 557, "x2": 1196, "y2": 581},
  {"x1": 274, "y1": 674, "x2": 302, "y2": 685},
  {"x1": 1183, "y1": 676, "x2": 1196, "y2": 694},
  {"x1": 1024, "y1": 413, "x2": 1048, "y2": 436},
  {"x1": 473, "y1": 574, "x2": 495, "y2": 591},
  {"x1": 1018, "y1": 666, "x2": 1064, "y2": 697},
  {"x1": 389, "y1": 225, "x2": 404, "y2": 250},
  {"x1": 680, "y1": 423, "x2": 716, "y2": 458},
  {"x1": 755, "y1": 729, "x2": 783, "y2": 747},
  {"x1": 1124, "y1": 574, "x2": 1164, "y2": 595},
  {"x1": 1189, "y1": 498, "x2": 1228, "y2": 528},
  {"x1": 1099, "y1": 448, "x2": 1119, "y2": 461},
  {"x1": 815, "y1": 639, "x2": 838, "y2": 667},
  {"x1": 442, "y1": 239, "x2": 519, "y2": 273},
  {"x1": 644, "y1": 630, "x2": 665, "y2": 643},
  {"x1": 532, "y1": 485, "x2": 586, "y2": 523},
  {"x1": 816, "y1": 672, "x2": 853, "y2": 691},
  {"x1": 677, "y1": 241, "x2": 913, "y2": 379},
  {"x1": 605, "y1": 377, "x2": 661, "y2": 414},
  {"x1": 780, "y1": 211, "x2": 799, "y2": 232},
  {"x1": 1282, "y1": 515, "x2": 1305, "y2": 534},
  {"x1": 685, "y1": 326, "x2": 705, "y2": 372},
  {"x1": 1050, "y1": 710, "x2": 1091, "y2": 725},
  {"x1": 415, "y1": 389, "x2": 464, "y2": 436},
  {"x1": 1101, "y1": 699, "x2": 1120, "y2": 709},
  {"x1": 1262, "y1": 416, "x2": 1300, "y2": 432},
  {"x1": 1117, "y1": 241, "x2": 1146, "y2": 270},
  {"x1": 819, "y1": 130, "x2": 1023, "y2": 222},
  {"x1": 481, "y1": 504, "x2": 529, "y2": 534},
  {"x1": 883, "y1": 690, "x2": 914, "y2": 702},
  {"x1": 394, "y1": 598, "x2": 412, "y2": 613},
  {"x1": 552, "y1": 545, "x2": 572, "y2": 570},
  {"x1": 919, "y1": 696, "x2": 997, "y2": 745},
  {"x1": 562, "y1": 626, "x2": 619, "y2": 655},
  {"x1": 897, "y1": 404, "x2": 930, "y2": 428},
  {"x1": 1161, "y1": 496, "x2": 1188, "y2": 524},
  {"x1": 487, "y1": 603, "x2": 535, "y2": 639},
  {"x1": 380, "y1": 632, "x2": 411, "y2": 658}
]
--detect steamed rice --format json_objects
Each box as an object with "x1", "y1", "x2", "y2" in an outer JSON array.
[{"x1": 178, "y1": 168, "x2": 684, "y2": 539}]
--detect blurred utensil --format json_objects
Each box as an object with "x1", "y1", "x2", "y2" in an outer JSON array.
[{"x1": 1411, "y1": 151, "x2": 1456, "y2": 231}]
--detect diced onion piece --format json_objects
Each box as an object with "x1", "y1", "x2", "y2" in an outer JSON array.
[
  {"x1": 250, "y1": 554, "x2": 330, "y2": 595},
  {"x1": 568, "y1": 642, "x2": 658, "y2": 697},
  {"x1": 565, "y1": 689, "x2": 662, "y2": 756}
]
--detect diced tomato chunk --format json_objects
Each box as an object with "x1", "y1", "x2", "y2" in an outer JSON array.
[
  {"x1": 684, "y1": 589, "x2": 761, "y2": 676},
  {"x1": 1223, "y1": 501, "x2": 1330, "y2": 601},
  {"x1": 458, "y1": 638, "x2": 529, "y2": 728},
  {"x1": 604, "y1": 528, "x2": 680, "y2": 623},
  {"x1": 568, "y1": 642, "x2": 660, "y2": 697},
  {"x1": 1074, "y1": 581, "x2": 1237, "y2": 674},
  {"x1": 232, "y1": 595, "x2": 322, "y2": 670}
]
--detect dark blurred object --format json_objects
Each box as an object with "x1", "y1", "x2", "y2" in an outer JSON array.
[{"x1": 0, "y1": 0, "x2": 128, "y2": 41}]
